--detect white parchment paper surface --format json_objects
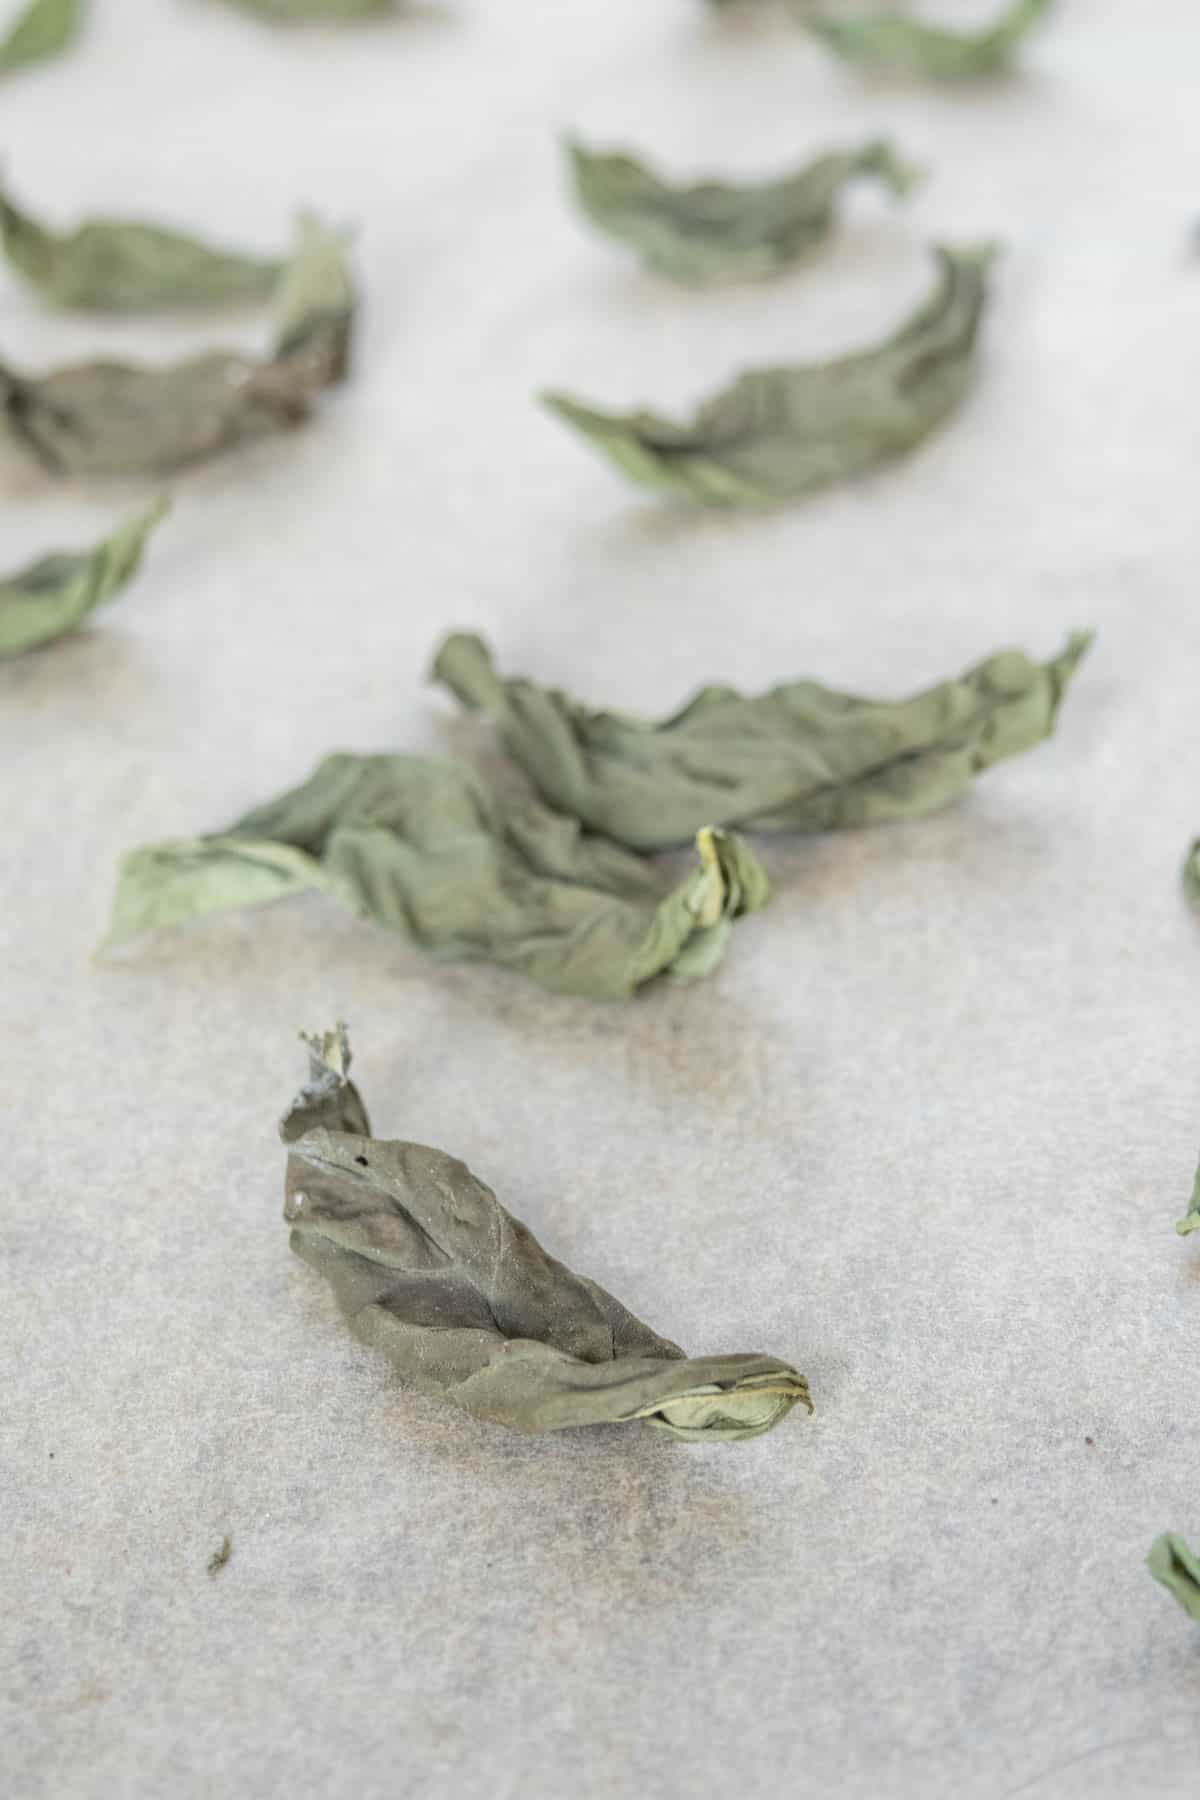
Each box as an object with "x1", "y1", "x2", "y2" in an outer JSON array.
[{"x1": 2, "y1": 2, "x2": 1199, "y2": 1795}]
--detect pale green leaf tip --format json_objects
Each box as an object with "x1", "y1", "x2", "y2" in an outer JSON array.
[{"x1": 937, "y1": 238, "x2": 1004, "y2": 270}]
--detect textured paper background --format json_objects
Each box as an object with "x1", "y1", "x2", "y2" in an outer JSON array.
[{"x1": 3, "y1": 2, "x2": 1200, "y2": 1795}]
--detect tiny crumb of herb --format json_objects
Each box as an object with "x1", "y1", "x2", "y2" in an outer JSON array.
[{"x1": 207, "y1": 1535, "x2": 232, "y2": 1577}]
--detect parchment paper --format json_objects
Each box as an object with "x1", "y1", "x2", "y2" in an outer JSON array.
[{"x1": 3, "y1": 2, "x2": 1199, "y2": 1795}]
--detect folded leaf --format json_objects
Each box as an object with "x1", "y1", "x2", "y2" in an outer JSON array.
[
  {"x1": 543, "y1": 244, "x2": 996, "y2": 505},
  {"x1": 0, "y1": 499, "x2": 167, "y2": 658},
  {"x1": 433, "y1": 629, "x2": 1091, "y2": 853},
  {"x1": 106, "y1": 752, "x2": 768, "y2": 1000},
  {"x1": 807, "y1": 0, "x2": 1051, "y2": 80},
  {"x1": 282, "y1": 1027, "x2": 811, "y2": 1440},
  {"x1": 0, "y1": 176, "x2": 286, "y2": 311},
  {"x1": 1177, "y1": 1161, "x2": 1200, "y2": 1239},
  {"x1": 566, "y1": 136, "x2": 917, "y2": 285},
  {"x1": 0, "y1": 215, "x2": 353, "y2": 476},
  {"x1": 1147, "y1": 1534, "x2": 1200, "y2": 1622},
  {"x1": 218, "y1": 0, "x2": 396, "y2": 18},
  {"x1": 0, "y1": 0, "x2": 80, "y2": 74}
]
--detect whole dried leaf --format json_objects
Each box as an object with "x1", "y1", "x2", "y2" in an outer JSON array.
[
  {"x1": 105, "y1": 753, "x2": 768, "y2": 1000},
  {"x1": 0, "y1": 0, "x2": 80, "y2": 73},
  {"x1": 282, "y1": 1027, "x2": 811, "y2": 1441},
  {"x1": 543, "y1": 244, "x2": 996, "y2": 505},
  {"x1": 1147, "y1": 1534, "x2": 1200, "y2": 1622},
  {"x1": 0, "y1": 499, "x2": 167, "y2": 658},
  {"x1": 0, "y1": 176, "x2": 286, "y2": 311},
  {"x1": 807, "y1": 0, "x2": 1051, "y2": 79},
  {"x1": 0, "y1": 215, "x2": 353, "y2": 477},
  {"x1": 566, "y1": 136, "x2": 918, "y2": 285},
  {"x1": 218, "y1": 0, "x2": 396, "y2": 18},
  {"x1": 433, "y1": 630, "x2": 1091, "y2": 853}
]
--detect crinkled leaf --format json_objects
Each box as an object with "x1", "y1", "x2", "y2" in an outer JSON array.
[
  {"x1": 0, "y1": 176, "x2": 286, "y2": 311},
  {"x1": 807, "y1": 0, "x2": 1051, "y2": 80},
  {"x1": 0, "y1": 0, "x2": 80, "y2": 74},
  {"x1": 282, "y1": 1028, "x2": 811, "y2": 1440},
  {"x1": 218, "y1": 0, "x2": 396, "y2": 19},
  {"x1": 1177, "y1": 1160, "x2": 1200, "y2": 1239},
  {"x1": 1147, "y1": 1534, "x2": 1200, "y2": 1622},
  {"x1": 0, "y1": 215, "x2": 354, "y2": 476},
  {"x1": 0, "y1": 499, "x2": 167, "y2": 658},
  {"x1": 106, "y1": 753, "x2": 768, "y2": 1000},
  {"x1": 433, "y1": 629, "x2": 1091, "y2": 853},
  {"x1": 543, "y1": 244, "x2": 996, "y2": 505},
  {"x1": 566, "y1": 136, "x2": 917, "y2": 285}
]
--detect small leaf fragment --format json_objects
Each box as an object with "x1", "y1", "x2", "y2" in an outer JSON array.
[
  {"x1": 0, "y1": 176, "x2": 286, "y2": 311},
  {"x1": 0, "y1": 499, "x2": 167, "y2": 658},
  {"x1": 0, "y1": 0, "x2": 81, "y2": 74},
  {"x1": 566, "y1": 136, "x2": 918, "y2": 285},
  {"x1": 807, "y1": 0, "x2": 1052, "y2": 80},
  {"x1": 282, "y1": 1027, "x2": 812, "y2": 1440},
  {"x1": 105, "y1": 753, "x2": 768, "y2": 1000},
  {"x1": 432, "y1": 629, "x2": 1091, "y2": 853},
  {"x1": 1147, "y1": 1534, "x2": 1200, "y2": 1622},
  {"x1": 543, "y1": 244, "x2": 997, "y2": 505},
  {"x1": 1176, "y1": 1160, "x2": 1200, "y2": 1239},
  {"x1": 0, "y1": 215, "x2": 354, "y2": 476},
  {"x1": 1182, "y1": 838, "x2": 1200, "y2": 914}
]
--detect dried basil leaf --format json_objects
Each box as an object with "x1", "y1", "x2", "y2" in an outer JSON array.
[
  {"x1": 0, "y1": 177, "x2": 286, "y2": 312},
  {"x1": 0, "y1": 499, "x2": 167, "y2": 658},
  {"x1": 543, "y1": 244, "x2": 995, "y2": 505},
  {"x1": 218, "y1": 0, "x2": 395, "y2": 19},
  {"x1": 433, "y1": 630, "x2": 1091, "y2": 854},
  {"x1": 1147, "y1": 1534, "x2": 1200, "y2": 1622},
  {"x1": 1176, "y1": 1161, "x2": 1200, "y2": 1239},
  {"x1": 0, "y1": 0, "x2": 80, "y2": 74},
  {"x1": 566, "y1": 136, "x2": 918, "y2": 285},
  {"x1": 282, "y1": 1027, "x2": 811, "y2": 1441},
  {"x1": 807, "y1": 0, "x2": 1051, "y2": 80},
  {"x1": 106, "y1": 753, "x2": 768, "y2": 1000},
  {"x1": 0, "y1": 214, "x2": 353, "y2": 477}
]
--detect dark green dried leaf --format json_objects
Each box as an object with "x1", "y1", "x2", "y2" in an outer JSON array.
[
  {"x1": 106, "y1": 753, "x2": 768, "y2": 1000},
  {"x1": 433, "y1": 630, "x2": 1091, "y2": 854},
  {"x1": 0, "y1": 499, "x2": 167, "y2": 658},
  {"x1": 282, "y1": 1027, "x2": 811, "y2": 1440},
  {"x1": 566, "y1": 136, "x2": 918, "y2": 285},
  {"x1": 1147, "y1": 1534, "x2": 1200, "y2": 1622},
  {"x1": 0, "y1": 176, "x2": 286, "y2": 311},
  {"x1": 218, "y1": 0, "x2": 396, "y2": 19},
  {"x1": 0, "y1": 215, "x2": 353, "y2": 477},
  {"x1": 807, "y1": 0, "x2": 1051, "y2": 80},
  {"x1": 0, "y1": 0, "x2": 80, "y2": 74},
  {"x1": 543, "y1": 244, "x2": 996, "y2": 505}
]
